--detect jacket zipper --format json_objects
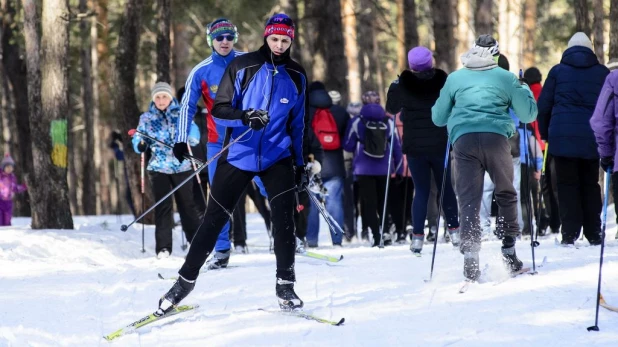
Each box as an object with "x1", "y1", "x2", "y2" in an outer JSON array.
[{"x1": 258, "y1": 64, "x2": 276, "y2": 171}]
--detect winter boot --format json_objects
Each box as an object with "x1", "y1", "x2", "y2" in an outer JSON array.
[
  {"x1": 448, "y1": 227, "x2": 461, "y2": 247},
  {"x1": 235, "y1": 244, "x2": 248, "y2": 254},
  {"x1": 158, "y1": 276, "x2": 195, "y2": 314},
  {"x1": 395, "y1": 230, "x2": 407, "y2": 244},
  {"x1": 463, "y1": 251, "x2": 481, "y2": 281},
  {"x1": 501, "y1": 246, "x2": 524, "y2": 273},
  {"x1": 426, "y1": 226, "x2": 438, "y2": 242},
  {"x1": 295, "y1": 237, "x2": 307, "y2": 254},
  {"x1": 276, "y1": 278, "x2": 304, "y2": 311},
  {"x1": 157, "y1": 248, "x2": 170, "y2": 259},
  {"x1": 206, "y1": 249, "x2": 230, "y2": 270},
  {"x1": 410, "y1": 234, "x2": 424, "y2": 255},
  {"x1": 382, "y1": 233, "x2": 392, "y2": 246}
]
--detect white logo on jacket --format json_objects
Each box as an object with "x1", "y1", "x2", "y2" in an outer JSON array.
[{"x1": 280, "y1": 98, "x2": 289, "y2": 104}]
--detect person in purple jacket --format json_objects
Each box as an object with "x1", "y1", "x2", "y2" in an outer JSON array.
[
  {"x1": 590, "y1": 58, "x2": 618, "y2": 237},
  {"x1": 343, "y1": 103, "x2": 403, "y2": 247},
  {"x1": 0, "y1": 154, "x2": 27, "y2": 226}
]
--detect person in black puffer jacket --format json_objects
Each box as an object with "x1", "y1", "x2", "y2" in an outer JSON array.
[{"x1": 386, "y1": 46, "x2": 460, "y2": 255}]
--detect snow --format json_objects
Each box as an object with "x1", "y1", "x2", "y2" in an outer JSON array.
[{"x1": 1, "y1": 211, "x2": 618, "y2": 347}]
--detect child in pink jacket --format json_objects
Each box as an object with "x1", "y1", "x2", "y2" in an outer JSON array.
[{"x1": 0, "y1": 154, "x2": 27, "y2": 226}]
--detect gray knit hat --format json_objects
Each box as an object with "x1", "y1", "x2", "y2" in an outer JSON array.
[
  {"x1": 151, "y1": 82, "x2": 174, "y2": 101},
  {"x1": 567, "y1": 32, "x2": 593, "y2": 51}
]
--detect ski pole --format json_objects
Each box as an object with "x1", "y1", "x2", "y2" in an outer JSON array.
[
  {"x1": 128, "y1": 129, "x2": 204, "y2": 165},
  {"x1": 305, "y1": 186, "x2": 344, "y2": 236},
  {"x1": 379, "y1": 117, "x2": 397, "y2": 249},
  {"x1": 140, "y1": 152, "x2": 146, "y2": 253},
  {"x1": 121, "y1": 128, "x2": 252, "y2": 232},
  {"x1": 535, "y1": 142, "x2": 549, "y2": 242},
  {"x1": 426, "y1": 140, "x2": 451, "y2": 282},
  {"x1": 588, "y1": 168, "x2": 611, "y2": 332},
  {"x1": 522, "y1": 123, "x2": 538, "y2": 274},
  {"x1": 187, "y1": 144, "x2": 208, "y2": 211}
]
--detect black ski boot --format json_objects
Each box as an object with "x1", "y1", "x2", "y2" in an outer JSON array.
[
  {"x1": 276, "y1": 278, "x2": 303, "y2": 311},
  {"x1": 206, "y1": 249, "x2": 230, "y2": 270},
  {"x1": 426, "y1": 226, "x2": 437, "y2": 242},
  {"x1": 501, "y1": 246, "x2": 523, "y2": 273},
  {"x1": 158, "y1": 276, "x2": 195, "y2": 314},
  {"x1": 463, "y1": 252, "x2": 481, "y2": 281},
  {"x1": 395, "y1": 231, "x2": 407, "y2": 244},
  {"x1": 383, "y1": 233, "x2": 392, "y2": 246}
]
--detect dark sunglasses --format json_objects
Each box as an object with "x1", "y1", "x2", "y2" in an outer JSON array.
[{"x1": 215, "y1": 35, "x2": 235, "y2": 42}]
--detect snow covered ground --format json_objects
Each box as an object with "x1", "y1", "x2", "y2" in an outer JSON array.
[{"x1": 1, "y1": 211, "x2": 618, "y2": 347}]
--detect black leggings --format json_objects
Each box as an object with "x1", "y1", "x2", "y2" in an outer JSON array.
[
  {"x1": 179, "y1": 157, "x2": 297, "y2": 281},
  {"x1": 357, "y1": 175, "x2": 388, "y2": 240}
]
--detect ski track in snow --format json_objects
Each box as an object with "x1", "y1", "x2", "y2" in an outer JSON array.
[{"x1": 1, "y1": 212, "x2": 618, "y2": 346}]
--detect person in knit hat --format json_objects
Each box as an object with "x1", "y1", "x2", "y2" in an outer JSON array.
[
  {"x1": 131, "y1": 81, "x2": 202, "y2": 259},
  {"x1": 362, "y1": 90, "x2": 380, "y2": 105},
  {"x1": 172, "y1": 17, "x2": 246, "y2": 266},
  {"x1": 0, "y1": 153, "x2": 27, "y2": 226},
  {"x1": 386, "y1": 46, "x2": 459, "y2": 252},
  {"x1": 159, "y1": 13, "x2": 308, "y2": 313},
  {"x1": 432, "y1": 34, "x2": 537, "y2": 281},
  {"x1": 537, "y1": 31, "x2": 609, "y2": 246}
]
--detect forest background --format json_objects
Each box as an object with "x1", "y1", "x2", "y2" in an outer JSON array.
[{"x1": 1, "y1": 0, "x2": 616, "y2": 229}]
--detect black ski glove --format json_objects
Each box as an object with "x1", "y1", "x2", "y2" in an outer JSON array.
[
  {"x1": 294, "y1": 165, "x2": 308, "y2": 191},
  {"x1": 136, "y1": 141, "x2": 148, "y2": 153},
  {"x1": 601, "y1": 156, "x2": 614, "y2": 172},
  {"x1": 173, "y1": 142, "x2": 189, "y2": 162},
  {"x1": 243, "y1": 109, "x2": 269, "y2": 130}
]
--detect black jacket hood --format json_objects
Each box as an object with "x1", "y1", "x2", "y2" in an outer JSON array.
[
  {"x1": 309, "y1": 89, "x2": 333, "y2": 108},
  {"x1": 398, "y1": 68, "x2": 448, "y2": 94}
]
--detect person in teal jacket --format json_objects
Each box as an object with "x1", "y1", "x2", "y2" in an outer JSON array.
[{"x1": 432, "y1": 35, "x2": 537, "y2": 282}]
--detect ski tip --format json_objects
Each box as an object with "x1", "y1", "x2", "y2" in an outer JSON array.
[
  {"x1": 587, "y1": 325, "x2": 600, "y2": 332},
  {"x1": 338, "y1": 255, "x2": 344, "y2": 261},
  {"x1": 335, "y1": 318, "x2": 345, "y2": 326},
  {"x1": 157, "y1": 273, "x2": 165, "y2": 280}
]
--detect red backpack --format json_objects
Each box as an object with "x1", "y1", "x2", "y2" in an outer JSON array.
[{"x1": 312, "y1": 108, "x2": 341, "y2": 150}]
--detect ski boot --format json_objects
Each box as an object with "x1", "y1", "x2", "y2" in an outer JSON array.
[
  {"x1": 395, "y1": 230, "x2": 407, "y2": 244},
  {"x1": 426, "y1": 226, "x2": 438, "y2": 242},
  {"x1": 361, "y1": 228, "x2": 369, "y2": 242},
  {"x1": 501, "y1": 246, "x2": 523, "y2": 273},
  {"x1": 206, "y1": 249, "x2": 230, "y2": 270},
  {"x1": 276, "y1": 278, "x2": 304, "y2": 311},
  {"x1": 158, "y1": 276, "x2": 195, "y2": 314},
  {"x1": 382, "y1": 233, "x2": 392, "y2": 246},
  {"x1": 295, "y1": 237, "x2": 307, "y2": 254},
  {"x1": 410, "y1": 234, "x2": 424, "y2": 255},
  {"x1": 235, "y1": 244, "x2": 248, "y2": 254},
  {"x1": 448, "y1": 227, "x2": 460, "y2": 247},
  {"x1": 157, "y1": 248, "x2": 170, "y2": 259},
  {"x1": 463, "y1": 251, "x2": 481, "y2": 281}
]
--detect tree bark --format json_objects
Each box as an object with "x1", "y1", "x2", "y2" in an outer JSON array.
[
  {"x1": 314, "y1": 0, "x2": 348, "y2": 102},
  {"x1": 397, "y1": 0, "x2": 406, "y2": 72},
  {"x1": 342, "y1": 0, "x2": 361, "y2": 103},
  {"x1": 113, "y1": 0, "x2": 148, "y2": 220},
  {"x1": 2, "y1": 0, "x2": 33, "y2": 217},
  {"x1": 156, "y1": 0, "x2": 171, "y2": 83},
  {"x1": 432, "y1": 0, "x2": 457, "y2": 72},
  {"x1": 474, "y1": 0, "x2": 493, "y2": 36},
  {"x1": 592, "y1": 0, "x2": 604, "y2": 64},
  {"x1": 611, "y1": 0, "x2": 618, "y2": 60},
  {"x1": 79, "y1": 0, "x2": 97, "y2": 215},
  {"x1": 574, "y1": 0, "x2": 590, "y2": 36},
  {"x1": 22, "y1": 0, "x2": 74, "y2": 229},
  {"x1": 358, "y1": 0, "x2": 379, "y2": 92},
  {"x1": 404, "y1": 0, "x2": 419, "y2": 51},
  {"x1": 172, "y1": 22, "x2": 190, "y2": 90},
  {"x1": 96, "y1": 0, "x2": 112, "y2": 215},
  {"x1": 523, "y1": 0, "x2": 537, "y2": 67},
  {"x1": 457, "y1": 0, "x2": 472, "y2": 69}
]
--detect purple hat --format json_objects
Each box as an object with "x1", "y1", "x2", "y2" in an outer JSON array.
[{"x1": 408, "y1": 46, "x2": 433, "y2": 72}]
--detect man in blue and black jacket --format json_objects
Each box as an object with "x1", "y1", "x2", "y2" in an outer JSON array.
[{"x1": 160, "y1": 14, "x2": 308, "y2": 312}]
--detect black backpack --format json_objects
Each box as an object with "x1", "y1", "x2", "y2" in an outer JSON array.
[{"x1": 362, "y1": 117, "x2": 389, "y2": 158}]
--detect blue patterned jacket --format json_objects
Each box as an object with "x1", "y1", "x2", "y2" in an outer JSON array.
[{"x1": 132, "y1": 100, "x2": 200, "y2": 174}]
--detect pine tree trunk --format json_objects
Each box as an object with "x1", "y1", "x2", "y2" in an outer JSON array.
[
  {"x1": 523, "y1": 0, "x2": 537, "y2": 67},
  {"x1": 397, "y1": 0, "x2": 406, "y2": 72},
  {"x1": 574, "y1": 0, "x2": 590, "y2": 36},
  {"x1": 342, "y1": 0, "x2": 361, "y2": 102},
  {"x1": 80, "y1": 0, "x2": 97, "y2": 215},
  {"x1": 172, "y1": 22, "x2": 190, "y2": 90},
  {"x1": 358, "y1": 0, "x2": 379, "y2": 91},
  {"x1": 2, "y1": 0, "x2": 33, "y2": 217},
  {"x1": 592, "y1": 0, "x2": 604, "y2": 64},
  {"x1": 611, "y1": 0, "x2": 618, "y2": 60},
  {"x1": 315, "y1": 0, "x2": 348, "y2": 103},
  {"x1": 22, "y1": 0, "x2": 74, "y2": 229},
  {"x1": 156, "y1": 0, "x2": 171, "y2": 83},
  {"x1": 432, "y1": 0, "x2": 457, "y2": 72},
  {"x1": 97, "y1": 0, "x2": 113, "y2": 215},
  {"x1": 113, "y1": 0, "x2": 147, "y2": 220},
  {"x1": 456, "y1": 0, "x2": 472, "y2": 69},
  {"x1": 91, "y1": 0, "x2": 103, "y2": 215},
  {"x1": 474, "y1": 0, "x2": 493, "y2": 36},
  {"x1": 404, "y1": 0, "x2": 419, "y2": 51}
]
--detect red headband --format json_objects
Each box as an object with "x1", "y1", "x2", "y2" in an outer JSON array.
[{"x1": 263, "y1": 24, "x2": 295, "y2": 40}]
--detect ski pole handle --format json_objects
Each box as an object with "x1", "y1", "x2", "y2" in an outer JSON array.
[
  {"x1": 127, "y1": 129, "x2": 204, "y2": 165},
  {"x1": 140, "y1": 152, "x2": 145, "y2": 194}
]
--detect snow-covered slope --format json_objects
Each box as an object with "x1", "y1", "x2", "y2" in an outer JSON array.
[{"x1": 1, "y1": 212, "x2": 618, "y2": 346}]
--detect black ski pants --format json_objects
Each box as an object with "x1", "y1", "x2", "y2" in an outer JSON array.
[
  {"x1": 149, "y1": 171, "x2": 202, "y2": 254},
  {"x1": 541, "y1": 153, "x2": 561, "y2": 230},
  {"x1": 453, "y1": 133, "x2": 519, "y2": 253},
  {"x1": 179, "y1": 157, "x2": 297, "y2": 282},
  {"x1": 553, "y1": 156, "x2": 602, "y2": 243},
  {"x1": 357, "y1": 175, "x2": 388, "y2": 240}
]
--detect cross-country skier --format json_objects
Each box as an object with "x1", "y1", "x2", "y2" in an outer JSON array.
[
  {"x1": 432, "y1": 35, "x2": 537, "y2": 281},
  {"x1": 172, "y1": 18, "x2": 246, "y2": 267},
  {"x1": 160, "y1": 13, "x2": 307, "y2": 312}
]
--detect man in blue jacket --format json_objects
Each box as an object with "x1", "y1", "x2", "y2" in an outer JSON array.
[
  {"x1": 173, "y1": 18, "x2": 245, "y2": 268},
  {"x1": 161, "y1": 14, "x2": 307, "y2": 312},
  {"x1": 537, "y1": 32, "x2": 608, "y2": 246}
]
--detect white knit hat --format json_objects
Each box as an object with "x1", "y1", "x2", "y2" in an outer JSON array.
[
  {"x1": 151, "y1": 82, "x2": 174, "y2": 101},
  {"x1": 567, "y1": 32, "x2": 593, "y2": 51}
]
